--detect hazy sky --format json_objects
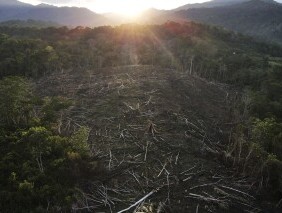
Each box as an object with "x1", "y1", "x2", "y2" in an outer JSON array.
[
  {"x1": 19, "y1": 0, "x2": 208, "y2": 13},
  {"x1": 19, "y1": 0, "x2": 282, "y2": 14}
]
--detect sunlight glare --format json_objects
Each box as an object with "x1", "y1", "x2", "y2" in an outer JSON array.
[
  {"x1": 88, "y1": 0, "x2": 151, "y2": 17},
  {"x1": 20, "y1": 1, "x2": 210, "y2": 17},
  {"x1": 114, "y1": 1, "x2": 149, "y2": 17}
]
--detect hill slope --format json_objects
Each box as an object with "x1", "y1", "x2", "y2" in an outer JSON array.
[
  {"x1": 1, "y1": 23, "x2": 282, "y2": 212},
  {"x1": 0, "y1": 0, "x2": 32, "y2": 21},
  {"x1": 162, "y1": 0, "x2": 282, "y2": 44},
  {"x1": 1, "y1": 0, "x2": 282, "y2": 44},
  {"x1": 175, "y1": 0, "x2": 249, "y2": 10},
  {"x1": 0, "y1": 0, "x2": 108, "y2": 26},
  {"x1": 0, "y1": 19, "x2": 60, "y2": 28}
]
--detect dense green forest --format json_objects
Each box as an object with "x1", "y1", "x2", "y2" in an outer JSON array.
[
  {"x1": 0, "y1": 20, "x2": 60, "y2": 28},
  {"x1": 0, "y1": 76, "x2": 99, "y2": 211},
  {"x1": 168, "y1": 0, "x2": 282, "y2": 44},
  {"x1": 0, "y1": 22, "x2": 282, "y2": 211}
]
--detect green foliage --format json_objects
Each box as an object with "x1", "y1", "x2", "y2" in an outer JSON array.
[
  {"x1": 0, "y1": 36, "x2": 60, "y2": 78},
  {"x1": 0, "y1": 126, "x2": 96, "y2": 211},
  {"x1": 41, "y1": 96, "x2": 72, "y2": 124},
  {"x1": 69, "y1": 126, "x2": 91, "y2": 157},
  {"x1": 252, "y1": 118, "x2": 282, "y2": 159},
  {"x1": 0, "y1": 76, "x2": 32, "y2": 128},
  {"x1": 0, "y1": 33, "x2": 9, "y2": 43},
  {"x1": 19, "y1": 180, "x2": 34, "y2": 191},
  {"x1": 0, "y1": 19, "x2": 60, "y2": 28},
  {"x1": 0, "y1": 22, "x2": 281, "y2": 79},
  {"x1": 0, "y1": 79, "x2": 97, "y2": 212}
]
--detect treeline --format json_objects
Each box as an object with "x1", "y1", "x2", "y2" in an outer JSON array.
[
  {"x1": 0, "y1": 22, "x2": 281, "y2": 73},
  {"x1": 0, "y1": 19, "x2": 60, "y2": 28},
  {"x1": 0, "y1": 22, "x2": 282, "y2": 208},
  {"x1": 1, "y1": 22, "x2": 281, "y2": 121},
  {"x1": 1, "y1": 22, "x2": 282, "y2": 78}
]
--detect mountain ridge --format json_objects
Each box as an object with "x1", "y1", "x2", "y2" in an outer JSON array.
[
  {"x1": 1, "y1": 0, "x2": 282, "y2": 43},
  {"x1": 174, "y1": 0, "x2": 250, "y2": 10},
  {"x1": 0, "y1": 0, "x2": 109, "y2": 26},
  {"x1": 155, "y1": 0, "x2": 282, "y2": 44}
]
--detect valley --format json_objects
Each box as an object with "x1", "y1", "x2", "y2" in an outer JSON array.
[{"x1": 0, "y1": 1, "x2": 282, "y2": 212}]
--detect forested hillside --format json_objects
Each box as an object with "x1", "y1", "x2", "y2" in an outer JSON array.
[
  {"x1": 0, "y1": 0, "x2": 109, "y2": 26},
  {"x1": 174, "y1": 0, "x2": 249, "y2": 10},
  {"x1": 1, "y1": 0, "x2": 282, "y2": 45},
  {"x1": 0, "y1": 22, "x2": 282, "y2": 212},
  {"x1": 164, "y1": 0, "x2": 282, "y2": 44},
  {"x1": 0, "y1": 19, "x2": 60, "y2": 28}
]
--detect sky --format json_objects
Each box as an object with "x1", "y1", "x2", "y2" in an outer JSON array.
[
  {"x1": 18, "y1": 0, "x2": 282, "y2": 15},
  {"x1": 19, "y1": 0, "x2": 208, "y2": 13}
]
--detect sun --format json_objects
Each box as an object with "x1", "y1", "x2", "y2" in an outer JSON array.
[
  {"x1": 114, "y1": 3, "x2": 148, "y2": 18},
  {"x1": 89, "y1": 0, "x2": 151, "y2": 18}
]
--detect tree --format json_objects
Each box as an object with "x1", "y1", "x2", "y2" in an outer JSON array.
[
  {"x1": 252, "y1": 118, "x2": 282, "y2": 158},
  {"x1": 69, "y1": 126, "x2": 91, "y2": 157},
  {"x1": 23, "y1": 127, "x2": 52, "y2": 173},
  {"x1": 0, "y1": 76, "x2": 32, "y2": 127}
]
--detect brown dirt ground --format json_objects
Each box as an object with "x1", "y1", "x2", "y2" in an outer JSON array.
[{"x1": 36, "y1": 65, "x2": 269, "y2": 212}]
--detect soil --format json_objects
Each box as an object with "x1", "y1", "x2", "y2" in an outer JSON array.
[{"x1": 36, "y1": 65, "x2": 271, "y2": 212}]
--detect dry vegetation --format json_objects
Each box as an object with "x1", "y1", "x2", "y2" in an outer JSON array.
[{"x1": 35, "y1": 65, "x2": 265, "y2": 212}]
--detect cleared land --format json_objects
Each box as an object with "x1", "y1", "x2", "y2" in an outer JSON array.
[{"x1": 36, "y1": 65, "x2": 261, "y2": 212}]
